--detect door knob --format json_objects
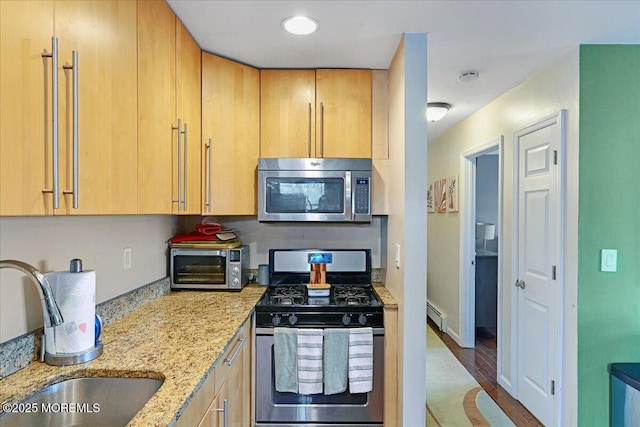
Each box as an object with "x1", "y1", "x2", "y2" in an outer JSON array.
[{"x1": 515, "y1": 279, "x2": 526, "y2": 289}]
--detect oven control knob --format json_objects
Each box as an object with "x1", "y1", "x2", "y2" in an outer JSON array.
[
  {"x1": 288, "y1": 314, "x2": 298, "y2": 326},
  {"x1": 342, "y1": 314, "x2": 351, "y2": 326},
  {"x1": 358, "y1": 314, "x2": 367, "y2": 326},
  {"x1": 231, "y1": 278, "x2": 240, "y2": 287},
  {"x1": 272, "y1": 314, "x2": 281, "y2": 327},
  {"x1": 231, "y1": 267, "x2": 239, "y2": 276}
]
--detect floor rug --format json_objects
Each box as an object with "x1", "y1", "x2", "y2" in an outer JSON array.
[{"x1": 426, "y1": 325, "x2": 515, "y2": 427}]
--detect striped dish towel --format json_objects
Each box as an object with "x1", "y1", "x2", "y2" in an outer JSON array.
[
  {"x1": 348, "y1": 327, "x2": 374, "y2": 393},
  {"x1": 297, "y1": 328, "x2": 324, "y2": 394}
]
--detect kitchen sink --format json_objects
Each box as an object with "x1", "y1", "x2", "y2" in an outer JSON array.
[{"x1": 0, "y1": 376, "x2": 163, "y2": 427}]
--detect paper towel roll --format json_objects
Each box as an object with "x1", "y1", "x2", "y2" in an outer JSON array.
[{"x1": 44, "y1": 270, "x2": 96, "y2": 354}]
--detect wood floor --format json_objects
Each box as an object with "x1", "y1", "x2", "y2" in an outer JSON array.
[{"x1": 428, "y1": 319, "x2": 543, "y2": 427}]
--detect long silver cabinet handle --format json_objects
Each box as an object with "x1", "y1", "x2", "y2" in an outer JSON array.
[
  {"x1": 224, "y1": 336, "x2": 247, "y2": 366},
  {"x1": 41, "y1": 37, "x2": 59, "y2": 209},
  {"x1": 307, "y1": 103, "x2": 312, "y2": 157},
  {"x1": 172, "y1": 119, "x2": 182, "y2": 209},
  {"x1": 182, "y1": 123, "x2": 188, "y2": 211},
  {"x1": 207, "y1": 138, "x2": 213, "y2": 212},
  {"x1": 319, "y1": 102, "x2": 324, "y2": 157},
  {"x1": 63, "y1": 51, "x2": 79, "y2": 209},
  {"x1": 345, "y1": 170, "x2": 352, "y2": 220},
  {"x1": 215, "y1": 399, "x2": 228, "y2": 427}
]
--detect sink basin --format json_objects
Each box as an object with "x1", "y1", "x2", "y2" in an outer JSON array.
[{"x1": 0, "y1": 376, "x2": 163, "y2": 427}]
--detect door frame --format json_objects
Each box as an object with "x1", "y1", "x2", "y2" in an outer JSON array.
[
  {"x1": 511, "y1": 111, "x2": 566, "y2": 425},
  {"x1": 459, "y1": 136, "x2": 504, "y2": 354}
]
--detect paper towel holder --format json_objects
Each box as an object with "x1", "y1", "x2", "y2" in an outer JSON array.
[
  {"x1": 41, "y1": 258, "x2": 104, "y2": 366},
  {"x1": 42, "y1": 337, "x2": 103, "y2": 366}
]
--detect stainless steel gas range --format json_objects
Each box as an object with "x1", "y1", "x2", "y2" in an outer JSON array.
[{"x1": 254, "y1": 249, "x2": 384, "y2": 427}]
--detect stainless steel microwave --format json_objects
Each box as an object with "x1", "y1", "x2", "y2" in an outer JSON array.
[
  {"x1": 257, "y1": 158, "x2": 372, "y2": 222},
  {"x1": 170, "y1": 246, "x2": 249, "y2": 290}
]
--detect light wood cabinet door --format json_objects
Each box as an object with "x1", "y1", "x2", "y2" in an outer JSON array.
[
  {"x1": 0, "y1": 0, "x2": 137, "y2": 216},
  {"x1": 372, "y1": 69, "x2": 390, "y2": 215},
  {"x1": 199, "y1": 352, "x2": 246, "y2": 427},
  {"x1": 0, "y1": 0, "x2": 54, "y2": 216},
  {"x1": 199, "y1": 336, "x2": 250, "y2": 427},
  {"x1": 260, "y1": 69, "x2": 316, "y2": 158},
  {"x1": 316, "y1": 69, "x2": 372, "y2": 158},
  {"x1": 137, "y1": 0, "x2": 176, "y2": 214},
  {"x1": 202, "y1": 53, "x2": 259, "y2": 215},
  {"x1": 260, "y1": 69, "x2": 372, "y2": 159},
  {"x1": 55, "y1": 0, "x2": 137, "y2": 215},
  {"x1": 176, "y1": 19, "x2": 202, "y2": 215}
]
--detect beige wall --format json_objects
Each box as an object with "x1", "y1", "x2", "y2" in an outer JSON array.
[
  {"x1": 181, "y1": 216, "x2": 387, "y2": 269},
  {"x1": 0, "y1": 215, "x2": 178, "y2": 342},
  {"x1": 427, "y1": 49, "x2": 579, "y2": 424},
  {"x1": 1, "y1": 213, "x2": 387, "y2": 344}
]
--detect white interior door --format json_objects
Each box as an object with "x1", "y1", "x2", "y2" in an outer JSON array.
[{"x1": 515, "y1": 112, "x2": 564, "y2": 426}]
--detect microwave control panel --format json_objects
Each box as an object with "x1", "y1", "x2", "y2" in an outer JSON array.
[{"x1": 354, "y1": 178, "x2": 370, "y2": 214}]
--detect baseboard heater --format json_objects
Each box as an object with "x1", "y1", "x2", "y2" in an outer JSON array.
[{"x1": 426, "y1": 300, "x2": 448, "y2": 332}]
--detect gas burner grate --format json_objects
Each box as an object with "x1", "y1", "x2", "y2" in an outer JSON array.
[
  {"x1": 334, "y1": 286, "x2": 371, "y2": 306},
  {"x1": 270, "y1": 286, "x2": 306, "y2": 306}
]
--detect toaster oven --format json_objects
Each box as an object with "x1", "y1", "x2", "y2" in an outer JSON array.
[{"x1": 170, "y1": 246, "x2": 249, "y2": 290}]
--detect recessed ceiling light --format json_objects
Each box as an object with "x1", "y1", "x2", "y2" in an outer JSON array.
[
  {"x1": 426, "y1": 103, "x2": 451, "y2": 122},
  {"x1": 281, "y1": 16, "x2": 319, "y2": 35}
]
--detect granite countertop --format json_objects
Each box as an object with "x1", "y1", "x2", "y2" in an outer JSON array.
[
  {"x1": 373, "y1": 283, "x2": 398, "y2": 309},
  {"x1": 0, "y1": 285, "x2": 266, "y2": 426}
]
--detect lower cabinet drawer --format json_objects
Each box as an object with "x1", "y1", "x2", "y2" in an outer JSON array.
[
  {"x1": 214, "y1": 320, "x2": 250, "y2": 393},
  {"x1": 175, "y1": 370, "x2": 216, "y2": 427},
  {"x1": 175, "y1": 317, "x2": 251, "y2": 427}
]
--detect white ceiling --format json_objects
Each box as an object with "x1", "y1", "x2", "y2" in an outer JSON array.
[{"x1": 167, "y1": 0, "x2": 640, "y2": 140}]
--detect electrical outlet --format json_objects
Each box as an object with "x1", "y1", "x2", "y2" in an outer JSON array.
[{"x1": 123, "y1": 247, "x2": 132, "y2": 270}]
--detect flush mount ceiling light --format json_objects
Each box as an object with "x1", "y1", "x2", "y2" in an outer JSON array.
[
  {"x1": 426, "y1": 102, "x2": 451, "y2": 122},
  {"x1": 459, "y1": 71, "x2": 480, "y2": 83},
  {"x1": 281, "y1": 16, "x2": 319, "y2": 35}
]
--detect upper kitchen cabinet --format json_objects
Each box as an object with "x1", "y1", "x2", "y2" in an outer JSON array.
[
  {"x1": 260, "y1": 69, "x2": 372, "y2": 159},
  {"x1": 202, "y1": 53, "x2": 259, "y2": 215},
  {"x1": 260, "y1": 70, "x2": 316, "y2": 158},
  {"x1": 137, "y1": 0, "x2": 175, "y2": 214},
  {"x1": 175, "y1": 19, "x2": 202, "y2": 215},
  {"x1": 0, "y1": 0, "x2": 137, "y2": 216},
  {"x1": 316, "y1": 69, "x2": 372, "y2": 158},
  {"x1": 0, "y1": 0, "x2": 54, "y2": 215},
  {"x1": 138, "y1": 1, "x2": 201, "y2": 215},
  {"x1": 55, "y1": 0, "x2": 138, "y2": 215},
  {"x1": 371, "y1": 69, "x2": 390, "y2": 215}
]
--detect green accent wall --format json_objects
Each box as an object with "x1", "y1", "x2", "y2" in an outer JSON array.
[{"x1": 578, "y1": 45, "x2": 640, "y2": 426}]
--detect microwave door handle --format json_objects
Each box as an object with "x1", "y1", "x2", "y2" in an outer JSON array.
[{"x1": 345, "y1": 171, "x2": 352, "y2": 220}]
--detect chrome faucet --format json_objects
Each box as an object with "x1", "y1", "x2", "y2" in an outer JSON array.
[{"x1": 0, "y1": 260, "x2": 64, "y2": 327}]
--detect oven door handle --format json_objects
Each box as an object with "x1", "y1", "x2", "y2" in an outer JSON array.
[{"x1": 256, "y1": 327, "x2": 384, "y2": 336}]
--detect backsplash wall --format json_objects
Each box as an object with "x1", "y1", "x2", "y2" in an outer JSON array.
[
  {"x1": 0, "y1": 215, "x2": 178, "y2": 343},
  {"x1": 180, "y1": 216, "x2": 388, "y2": 268},
  {"x1": 1, "y1": 214, "x2": 387, "y2": 343}
]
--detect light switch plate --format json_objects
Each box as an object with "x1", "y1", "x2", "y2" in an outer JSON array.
[{"x1": 601, "y1": 249, "x2": 617, "y2": 272}]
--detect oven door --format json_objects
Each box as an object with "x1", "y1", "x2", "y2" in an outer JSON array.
[{"x1": 255, "y1": 327, "x2": 384, "y2": 426}]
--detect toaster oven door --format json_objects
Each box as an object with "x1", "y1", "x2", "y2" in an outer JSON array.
[{"x1": 170, "y1": 250, "x2": 227, "y2": 289}]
